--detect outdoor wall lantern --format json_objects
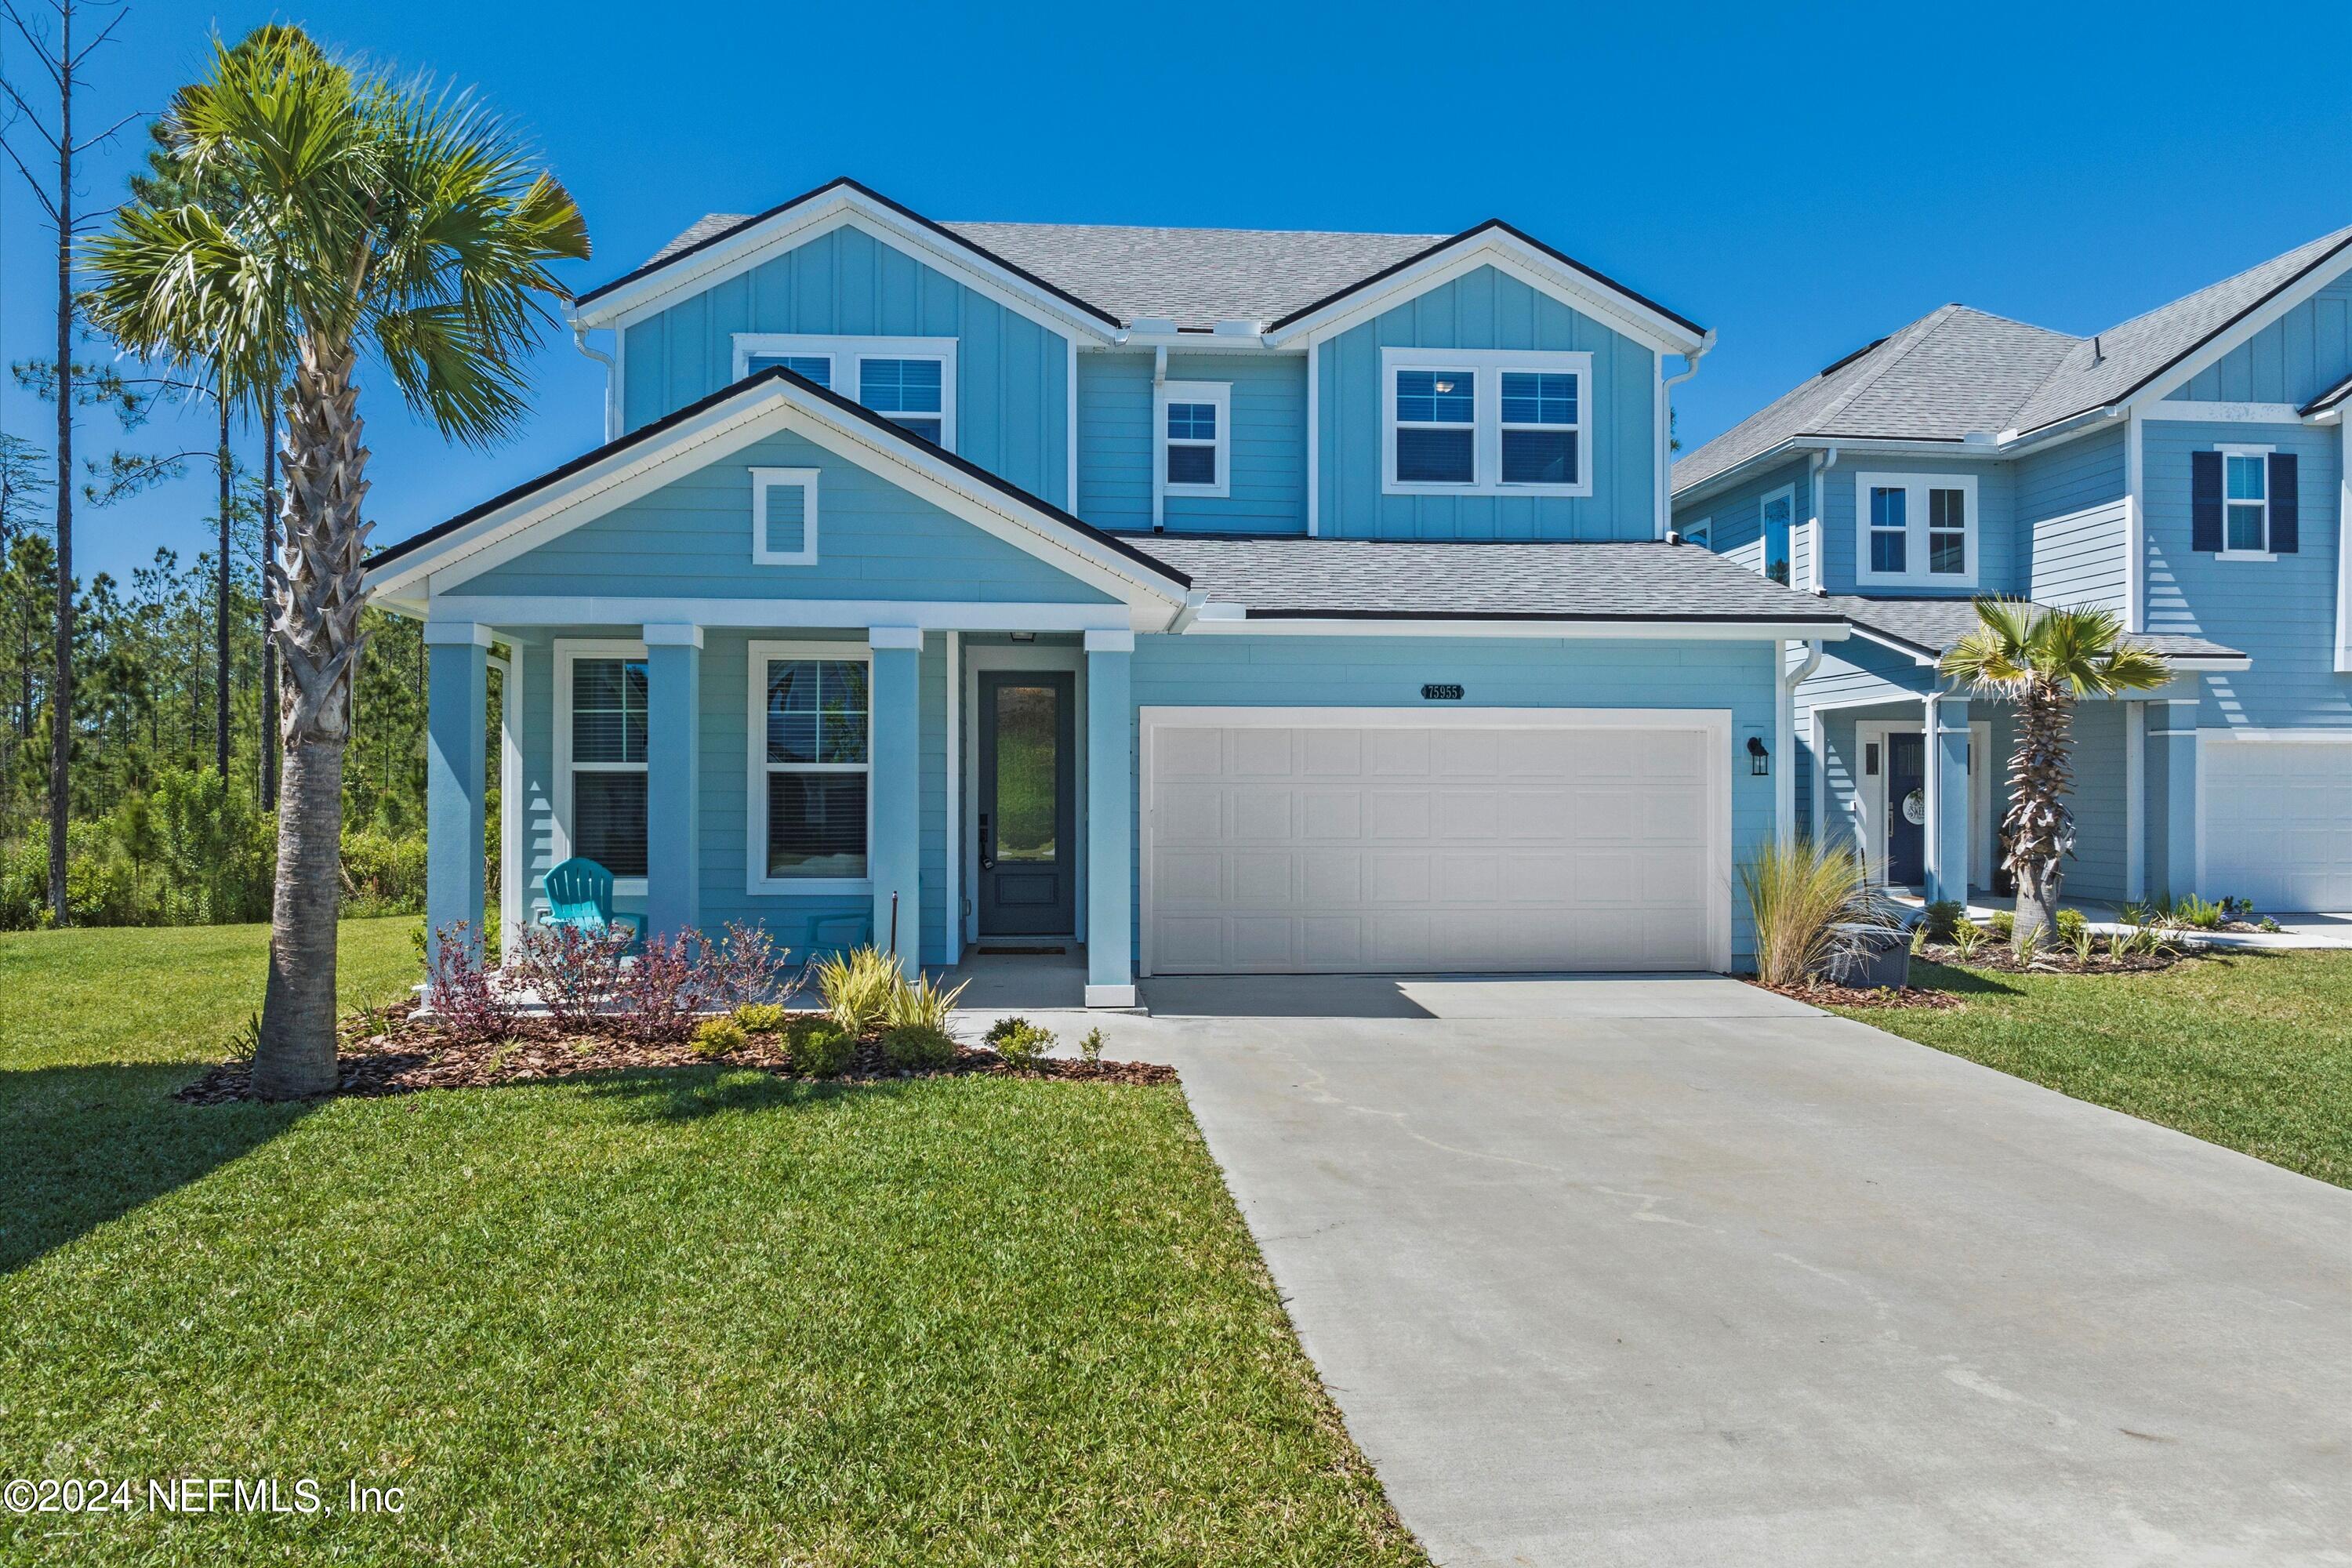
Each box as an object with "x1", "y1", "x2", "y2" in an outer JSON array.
[{"x1": 1747, "y1": 735, "x2": 1770, "y2": 776}]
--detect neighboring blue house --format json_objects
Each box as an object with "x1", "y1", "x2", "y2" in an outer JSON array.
[
  {"x1": 367, "y1": 177, "x2": 1854, "y2": 999},
  {"x1": 1673, "y1": 226, "x2": 2352, "y2": 914}
]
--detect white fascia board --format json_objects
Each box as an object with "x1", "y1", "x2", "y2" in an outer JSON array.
[
  {"x1": 574, "y1": 191, "x2": 1118, "y2": 346},
  {"x1": 1268, "y1": 233, "x2": 1705, "y2": 358},
  {"x1": 426, "y1": 596, "x2": 1148, "y2": 633},
  {"x1": 1842, "y1": 623, "x2": 1946, "y2": 667},
  {"x1": 1181, "y1": 616, "x2": 1848, "y2": 641},
  {"x1": 368, "y1": 384, "x2": 1186, "y2": 613}
]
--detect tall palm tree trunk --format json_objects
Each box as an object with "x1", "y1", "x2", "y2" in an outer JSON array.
[
  {"x1": 255, "y1": 338, "x2": 369, "y2": 1098},
  {"x1": 260, "y1": 406, "x2": 279, "y2": 808},
  {"x1": 2005, "y1": 678, "x2": 2075, "y2": 954}
]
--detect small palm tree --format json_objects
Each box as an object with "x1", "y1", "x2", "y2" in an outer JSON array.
[
  {"x1": 86, "y1": 28, "x2": 588, "y2": 1097},
  {"x1": 1939, "y1": 599, "x2": 2170, "y2": 954}
]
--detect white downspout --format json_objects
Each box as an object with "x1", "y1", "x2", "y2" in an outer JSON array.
[
  {"x1": 572, "y1": 321, "x2": 618, "y2": 442},
  {"x1": 1149, "y1": 345, "x2": 1169, "y2": 534},
  {"x1": 1657, "y1": 332, "x2": 1715, "y2": 539},
  {"x1": 1779, "y1": 637, "x2": 1825, "y2": 844}
]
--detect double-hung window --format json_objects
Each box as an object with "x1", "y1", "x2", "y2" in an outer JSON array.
[
  {"x1": 2192, "y1": 445, "x2": 2298, "y2": 559},
  {"x1": 1854, "y1": 472, "x2": 1977, "y2": 587},
  {"x1": 730, "y1": 335, "x2": 957, "y2": 449},
  {"x1": 1156, "y1": 379, "x2": 1231, "y2": 498},
  {"x1": 748, "y1": 644, "x2": 870, "y2": 891},
  {"x1": 1382, "y1": 348, "x2": 1592, "y2": 495},
  {"x1": 1760, "y1": 485, "x2": 1795, "y2": 584},
  {"x1": 558, "y1": 644, "x2": 650, "y2": 882}
]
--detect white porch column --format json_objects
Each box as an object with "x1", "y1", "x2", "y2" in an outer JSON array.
[
  {"x1": 1083, "y1": 629, "x2": 1135, "y2": 1007},
  {"x1": 868, "y1": 626, "x2": 924, "y2": 975},
  {"x1": 424, "y1": 622, "x2": 492, "y2": 978},
  {"x1": 1923, "y1": 692, "x2": 1973, "y2": 905},
  {"x1": 642, "y1": 623, "x2": 702, "y2": 940}
]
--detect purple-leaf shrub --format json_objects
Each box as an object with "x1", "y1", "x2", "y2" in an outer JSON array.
[
  {"x1": 703, "y1": 921, "x2": 792, "y2": 1010},
  {"x1": 428, "y1": 921, "x2": 519, "y2": 1045},
  {"x1": 514, "y1": 922, "x2": 630, "y2": 1036},
  {"x1": 612, "y1": 931, "x2": 708, "y2": 1044}
]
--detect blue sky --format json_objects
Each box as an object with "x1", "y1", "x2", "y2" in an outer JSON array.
[{"x1": 9, "y1": 0, "x2": 2348, "y2": 581}]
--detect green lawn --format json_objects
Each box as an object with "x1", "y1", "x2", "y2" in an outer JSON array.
[
  {"x1": 1833, "y1": 949, "x2": 2352, "y2": 1189},
  {"x1": 0, "y1": 920, "x2": 1424, "y2": 1567}
]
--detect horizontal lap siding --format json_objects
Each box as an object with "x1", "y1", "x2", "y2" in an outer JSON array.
[
  {"x1": 1821, "y1": 455, "x2": 2016, "y2": 597},
  {"x1": 2142, "y1": 419, "x2": 2349, "y2": 729},
  {"x1": 1127, "y1": 635, "x2": 1780, "y2": 962},
  {"x1": 621, "y1": 225, "x2": 1070, "y2": 508},
  {"x1": 2020, "y1": 425, "x2": 2128, "y2": 615},
  {"x1": 1076, "y1": 351, "x2": 1308, "y2": 535},
  {"x1": 2168, "y1": 274, "x2": 2352, "y2": 406},
  {"x1": 462, "y1": 429, "x2": 1115, "y2": 606},
  {"x1": 1319, "y1": 266, "x2": 1658, "y2": 540}
]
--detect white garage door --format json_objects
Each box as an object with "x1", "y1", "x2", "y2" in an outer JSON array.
[
  {"x1": 1142, "y1": 709, "x2": 1730, "y2": 975},
  {"x1": 2202, "y1": 736, "x2": 2352, "y2": 912}
]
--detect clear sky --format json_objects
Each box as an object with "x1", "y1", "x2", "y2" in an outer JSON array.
[{"x1": 7, "y1": 0, "x2": 2347, "y2": 582}]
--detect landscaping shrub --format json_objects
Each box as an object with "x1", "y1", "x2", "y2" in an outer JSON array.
[
  {"x1": 1079, "y1": 1026, "x2": 1104, "y2": 1065},
  {"x1": 815, "y1": 945, "x2": 901, "y2": 1036},
  {"x1": 1951, "y1": 918, "x2": 1987, "y2": 959},
  {"x1": 886, "y1": 968, "x2": 970, "y2": 1032},
  {"x1": 1988, "y1": 910, "x2": 2016, "y2": 940},
  {"x1": 732, "y1": 1002, "x2": 789, "y2": 1034},
  {"x1": 1739, "y1": 837, "x2": 1891, "y2": 988},
  {"x1": 513, "y1": 922, "x2": 631, "y2": 1034},
  {"x1": 2055, "y1": 907, "x2": 2087, "y2": 945},
  {"x1": 986, "y1": 1015, "x2": 1055, "y2": 1069},
  {"x1": 691, "y1": 1017, "x2": 747, "y2": 1058},
  {"x1": 880, "y1": 1022, "x2": 956, "y2": 1069},
  {"x1": 786, "y1": 1015, "x2": 856, "y2": 1077},
  {"x1": 1921, "y1": 899, "x2": 1965, "y2": 942},
  {"x1": 2176, "y1": 894, "x2": 2224, "y2": 931},
  {"x1": 427, "y1": 921, "x2": 518, "y2": 1045},
  {"x1": 610, "y1": 931, "x2": 707, "y2": 1044},
  {"x1": 702, "y1": 921, "x2": 792, "y2": 1010}
]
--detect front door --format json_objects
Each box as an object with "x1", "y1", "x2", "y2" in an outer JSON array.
[
  {"x1": 978, "y1": 671, "x2": 1076, "y2": 938},
  {"x1": 1886, "y1": 731, "x2": 1926, "y2": 886}
]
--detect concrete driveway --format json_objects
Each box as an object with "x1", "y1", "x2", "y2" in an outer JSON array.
[{"x1": 1092, "y1": 975, "x2": 2352, "y2": 1567}]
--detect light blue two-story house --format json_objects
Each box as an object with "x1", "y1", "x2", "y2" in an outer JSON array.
[
  {"x1": 1673, "y1": 226, "x2": 2352, "y2": 916},
  {"x1": 367, "y1": 177, "x2": 1854, "y2": 1000}
]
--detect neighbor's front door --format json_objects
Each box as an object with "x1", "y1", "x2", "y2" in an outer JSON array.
[
  {"x1": 1886, "y1": 731, "x2": 1927, "y2": 887},
  {"x1": 977, "y1": 671, "x2": 1076, "y2": 938}
]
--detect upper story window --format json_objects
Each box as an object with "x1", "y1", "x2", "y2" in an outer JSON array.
[
  {"x1": 1853, "y1": 471, "x2": 1977, "y2": 588},
  {"x1": 731, "y1": 335, "x2": 958, "y2": 451},
  {"x1": 557, "y1": 643, "x2": 651, "y2": 886},
  {"x1": 2192, "y1": 445, "x2": 2300, "y2": 560},
  {"x1": 1156, "y1": 380, "x2": 1231, "y2": 499},
  {"x1": 1759, "y1": 485, "x2": 1794, "y2": 585},
  {"x1": 1381, "y1": 347, "x2": 1594, "y2": 497},
  {"x1": 748, "y1": 643, "x2": 872, "y2": 893}
]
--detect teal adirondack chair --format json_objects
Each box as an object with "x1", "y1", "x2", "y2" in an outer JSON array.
[{"x1": 539, "y1": 858, "x2": 638, "y2": 945}]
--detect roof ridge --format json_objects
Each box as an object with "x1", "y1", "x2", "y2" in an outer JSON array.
[{"x1": 1807, "y1": 303, "x2": 1965, "y2": 431}]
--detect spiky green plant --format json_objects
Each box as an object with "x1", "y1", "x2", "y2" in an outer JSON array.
[
  {"x1": 1740, "y1": 836, "x2": 1890, "y2": 989},
  {"x1": 885, "y1": 969, "x2": 971, "y2": 1033},
  {"x1": 1939, "y1": 599, "x2": 2171, "y2": 957},
  {"x1": 814, "y1": 945, "x2": 902, "y2": 1036}
]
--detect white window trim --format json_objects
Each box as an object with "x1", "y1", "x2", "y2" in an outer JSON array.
[
  {"x1": 1853, "y1": 471, "x2": 1980, "y2": 588},
  {"x1": 2216, "y1": 443, "x2": 2278, "y2": 561},
  {"x1": 1380, "y1": 346, "x2": 1595, "y2": 498},
  {"x1": 749, "y1": 466, "x2": 819, "y2": 566},
  {"x1": 1684, "y1": 517, "x2": 1711, "y2": 549},
  {"x1": 729, "y1": 333, "x2": 958, "y2": 451},
  {"x1": 1759, "y1": 483, "x2": 1796, "y2": 584},
  {"x1": 554, "y1": 638, "x2": 651, "y2": 898},
  {"x1": 1156, "y1": 379, "x2": 1231, "y2": 499},
  {"x1": 745, "y1": 639, "x2": 875, "y2": 897}
]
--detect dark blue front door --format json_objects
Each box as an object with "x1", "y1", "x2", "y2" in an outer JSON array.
[
  {"x1": 978, "y1": 672, "x2": 1076, "y2": 938},
  {"x1": 1886, "y1": 732, "x2": 1926, "y2": 886}
]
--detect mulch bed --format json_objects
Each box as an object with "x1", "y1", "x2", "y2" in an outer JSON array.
[
  {"x1": 1911, "y1": 942, "x2": 2190, "y2": 977},
  {"x1": 176, "y1": 1002, "x2": 1177, "y2": 1104},
  {"x1": 1759, "y1": 980, "x2": 1965, "y2": 1011}
]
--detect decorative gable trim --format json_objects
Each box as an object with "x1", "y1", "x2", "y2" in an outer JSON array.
[
  {"x1": 364, "y1": 366, "x2": 1189, "y2": 616},
  {"x1": 571, "y1": 177, "x2": 1123, "y2": 343},
  {"x1": 1262, "y1": 220, "x2": 1708, "y2": 358}
]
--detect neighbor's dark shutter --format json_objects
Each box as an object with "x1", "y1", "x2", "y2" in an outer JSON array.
[
  {"x1": 2190, "y1": 449, "x2": 2223, "y2": 553},
  {"x1": 2269, "y1": 452, "x2": 2299, "y2": 554}
]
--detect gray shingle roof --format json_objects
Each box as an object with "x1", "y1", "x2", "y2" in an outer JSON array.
[
  {"x1": 641, "y1": 213, "x2": 1443, "y2": 330},
  {"x1": 1130, "y1": 537, "x2": 1846, "y2": 622},
  {"x1": 1675, "y1": 223, "x2": 2352, "y2": 495},
  {"x1": 1827, "y1": 594, "x2": 2241, "y2": 662}
]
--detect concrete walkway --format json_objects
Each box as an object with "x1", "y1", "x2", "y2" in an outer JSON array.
[{"x1": 1083, "y1": 975, "x2": 2352, "y2": 1567}]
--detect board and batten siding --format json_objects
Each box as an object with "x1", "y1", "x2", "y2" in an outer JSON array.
[
  {"x1": 2141, "y1": 419, "x2": 2349, "y2": 730},
  {"x1": 1076, "y1": 350, "x2": 1307, "y2": 534},
  {"x1": 2166, "y1": 270, "x2": 2352, "y2": 408},
  {"x1": 1316, "y1": 265, "x2": 1659, "y2": 540},
  {"x1": 2019, "y1": 423, "x2": 2129, "y2": 615},
  {"x1": 1123, "y1": 634, "x2": 1780, "y2": 963},
  {"x1": 456, "y1": 430, "x2": 1115, "y2": 607},
  {"x1": 619, "y1": 225, "x2": 1072, "y2": 508}
]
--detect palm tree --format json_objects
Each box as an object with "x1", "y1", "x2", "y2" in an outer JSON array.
[
  {"x1": 86, "y1": 27, "x2": 588, "y2": 1097},
  {"x1": 1939, "y1": 599, "x2": 2171, "y2": 954}
]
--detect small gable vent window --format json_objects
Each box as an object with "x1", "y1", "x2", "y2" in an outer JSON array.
[
  {"x1": 751, "y1": 466, "x2": 819, "y2": 566},
  {"x1": 1382, "y1": 348, "x2": 1593, "y2": 497},
  {"x1": 1156, "y1": 380, "x2": 1231, "y2": 499},
  {"x1": 2193, "y1": 446, "x2": 2298, "y2": 559},
  {"x1": 1855, "y1": 472, "x2": 1977, "y2": 588}
]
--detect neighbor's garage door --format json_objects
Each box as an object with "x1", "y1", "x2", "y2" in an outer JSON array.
[
  {"x1": 1142, "y1": 710, "x2": 1729, "y2": 975},
  {"x1": 2202, "y1": 735, "x2": 2352, "y2": 912}
]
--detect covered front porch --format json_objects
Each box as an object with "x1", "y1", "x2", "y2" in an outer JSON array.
[{"x1": 422, "y1": 616, "x2": 1143, "y2": 1007}]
